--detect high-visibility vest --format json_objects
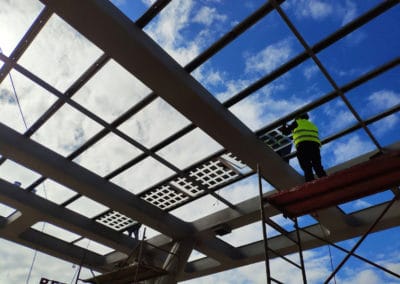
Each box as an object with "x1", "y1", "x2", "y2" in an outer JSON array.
[{"x1": 293, "y1": 119, "x2": 321, "y2": 147}]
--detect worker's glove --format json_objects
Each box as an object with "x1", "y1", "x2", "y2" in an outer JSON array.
[{"x1": 278, "y1": 124, "x2": 287, "y2": 133}]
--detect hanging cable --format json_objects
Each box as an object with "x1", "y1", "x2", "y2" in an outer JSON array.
[
  {"x1": 25, "y1": 182, "x2": 49, "y2": 284},
  {"x1": 8, "y1": 71, "x2": 28, "y2": 130},
  {"x1": 7, "y1": 65, "x2": 39, "y2": 284},
  {"x1": 316, "y1": 214, "x2": 337, "y2": 284},
  {"x1": 3, "y1": 63, "x2": 50, "y2": 284}
]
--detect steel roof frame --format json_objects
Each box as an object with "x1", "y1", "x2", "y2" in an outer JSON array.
[{"x1": 0, "y1": 0, "x2": 398, "y2": 282}]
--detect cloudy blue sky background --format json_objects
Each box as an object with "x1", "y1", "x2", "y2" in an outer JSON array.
[{"x1": 0, "y1": 0, "x2": 399, "y2": 283}]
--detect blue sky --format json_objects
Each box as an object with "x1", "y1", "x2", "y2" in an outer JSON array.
[{"x1": 0, "y1": 0, "x2": 399, "y2": 283}]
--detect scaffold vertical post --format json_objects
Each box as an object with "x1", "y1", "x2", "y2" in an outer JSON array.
[
  {"x1": 257, "y1": 164, "x2": 271, "y2": 284},
  {"x1": 294, "y1": 217, "x2": 307, "y2": 284}
]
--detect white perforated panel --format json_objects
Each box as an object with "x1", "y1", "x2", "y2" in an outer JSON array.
[
  {"x1": 142, "y1": 185, "x2": 189, "y2": 210},
  {"x1": 96, "y1": 210, "x2": 136, "y2": 231},
  {"x1": 189, "y1": 160, "x2": 239, "y2": 189}
]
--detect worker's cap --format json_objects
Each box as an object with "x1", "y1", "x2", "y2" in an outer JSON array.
[{"x1": 296, "y1": 112, "x2": 309, "y2": 120}]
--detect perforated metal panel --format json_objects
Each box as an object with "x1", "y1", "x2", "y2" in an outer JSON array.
[
  {"x1": 142, "y1": 185, "x2": 189, "y2": 210},
  {"x1": 189, "y1": 160, "x2": 239, "y2": 189},
  {"x1": 221, "y1": 152, "x2": 247, "y2": 169},
  {"x1": 259, "y1": 129, "x2": 292, "y2": 151},
  {"x1": 170, "y1": 177, "x2": 203, "y2": 197},
  {"x1": 96, "y1": 210, "x2": 137, "y2": 231}
]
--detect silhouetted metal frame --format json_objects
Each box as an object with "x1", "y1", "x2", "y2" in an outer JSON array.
[
  {"x1": 269, "y1": 0, "x2": 382, "y2": 151},
  {"x1": 324, "y1": 196, "x2": 398, "y2": 283},
  {"x1": 0, "y1": 0, "x2": 394, "y2": 215},
  {"x1": 300, "y1": 224, "x2": 400, "y2": 279},
  {"x1": 258, "y1": 165, "x2": 308, "y2": 284},
  {"x1": 0, "y1": 1, "x2": 398, "y2": 278}
]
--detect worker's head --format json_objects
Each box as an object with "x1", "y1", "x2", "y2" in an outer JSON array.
[{"x1": 296, "y1": 112, "x2": 309, "y2": 120}]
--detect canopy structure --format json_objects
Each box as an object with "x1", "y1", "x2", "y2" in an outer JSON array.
[{"x1": 0, "y1": 0, "x2": 399, "y2": 283}]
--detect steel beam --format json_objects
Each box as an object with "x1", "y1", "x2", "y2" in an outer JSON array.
[
  {"x1": 39, "y1": 0, "x2": 303, "y2": 190},
  {"x1": 181, "y1": 199, "x2": 400, "y2": 280},
  {"x1": 0, "y1": 178, "x2": 137, "y2": 252},
  {"x1": 0, "y1": 122, "x2": 193, "y2": 239}
]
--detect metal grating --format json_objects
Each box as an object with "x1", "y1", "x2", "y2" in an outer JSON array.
[
  {"x1": 259, "y1": 129, "x2": 292, "y2": 151},
  {"x1": 220, "y1": 152, "x2": 248, "y2": 171},
  {"x1": 96, "y1": 210, "x2": 137, "y2": 231},
  {"x1": 142, "y1": 184, "x2": 189, "y2": 210},
  {"x1": 170, "y1": 177, "x2": 203, "y2": 197},
  {"x1": 189, "y1": 159, "x2": 239, "y2": 189}
]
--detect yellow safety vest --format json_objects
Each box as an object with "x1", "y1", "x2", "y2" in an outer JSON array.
[{"x1": 293, "y1": 119, "x2": 321, "y2": 147}]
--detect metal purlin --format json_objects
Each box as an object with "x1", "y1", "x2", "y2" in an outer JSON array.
[
  {"x1": 0, "y1": 1, "x2": 398, "y2": 280},
  {"x1": 257, "y1": 165, "x2": 307, "y2": 284},
  {"x1": 0, "y1": 1, "x2": 394, "y2": 213},
  {"x1": 5, "y1": 0, "x2": 285, "y2": 211},
  {"x1": 269, "y1": 0, "x2": 384, "y2": 151}
]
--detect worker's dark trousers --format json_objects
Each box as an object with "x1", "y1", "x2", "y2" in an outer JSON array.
[{"x1": 297, "y1": 141, "x2": 327, "y2": 182}]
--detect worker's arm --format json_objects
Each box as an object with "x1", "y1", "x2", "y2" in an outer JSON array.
[{"x1": 279, "y1": 121, "x2": 297, "y2": 136}]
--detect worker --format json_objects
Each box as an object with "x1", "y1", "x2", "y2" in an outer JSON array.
[
  {"x1": 280, "y1": 113, "x2": 326, "y2": 182},
  {"x1": 126, "y1": 223, "x2": 142, "y2": 239}
]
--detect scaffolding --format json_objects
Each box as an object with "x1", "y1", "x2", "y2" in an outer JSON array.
[{"x1": 259, "y1": 150, "x2": 400, "y2": 283}]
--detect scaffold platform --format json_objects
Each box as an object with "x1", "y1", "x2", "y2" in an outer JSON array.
[
  {"x1": 265, "y1": 150, "x2": 400, "y2": 218},
  {"x1": 83, "y1": 261, "x2": 167, "y2": 284}
]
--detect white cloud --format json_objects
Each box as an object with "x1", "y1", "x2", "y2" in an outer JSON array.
[
  {"x1": 321, "y1": 100, "x2": 356, "y2": 135},
  {"x1": 296, "y1": 0, "x2": 333, "y2": 21},
  {"x1": 336, "y1": 67, "x2": 366, "y2": 78},
  {"x1": 171, "y1": 194, "x2": 227, "y2": 222},
  {"x1": 345, "y1": 30, "x2": 367, "y2": 46},
  {"x1": 144, "y1": 0, "x2": 198, "y2": 66},
  {"x1": 340, "y1": 269, "x2": 381, "y2": 284},
  {"x1": 363, "y1": 89, "x2": 400, "y2": 143},
  {"x1": 31, "y1": 104, "x2": 103, "y2": 157},
  {"x1": 118, "y1": 97, "x2": 190, "y2": 148},
  {"x1": 290, "y1": 0, "x2": 359, "y2": 26},
  {"x1": 245, "y1": 39, "x2": 293, "y2": 74},
  {"x1": 339, "y1": 0, "x2": 358, "y2": 25},
  {"x1": 182, "y1": 250, "x2": 333, "y2": 284},
  {"x1": 193, "y1": 6, "x2": 227, "y2": 26},
  {"x1": 303, "y1": 64, "x2": 319, "y2": 80},
  {"x1": 141, "y1": 0, "x2": 156, "y2": 6},
  {"x1": 18, "y1": 14, "x2": 103, "y2": 93},
  {"x1": 202, "y1": 68, "x2": 224, "y2": 86},
  {"x1": 370, "y1": 114, "x2": 399, "y2": 137},
  {"x1": 73, "y1": 132, "x2": 143, "y2": 177},
  {"x1": 157, "y1": 128, "x2": 223, "y2": 169},
  {"x1": 110, "y1": 156, "x2": 175, "y2": 194},
  {"x1": 0, "y1": 238, "x2": 86, "y2": 284},
  {"x1": 214, "y1": 78, "x2": 251, "y2": 102},
  {"x1": 143, "y1": 0, "x2": 228, "y2": 66},
  {"x1": 0, "y1": 160, "x2": 40, "y2": 188},
  {"x1": 229, "y1": 83, "x2": 307, "y2": 131},
  {"x1": 367, "y1": 90, "x2": 400, "y2": 111},
  {"x1": 325, "y1": 134, "x2": 374, "y2": 165},
  {"x1": 73, "y1": 59, "x2": 151, "y2": 123},
  {"x1": 229, "y1": 95, "x2": 267, "y2": 130},
  {"x1": 0, "y1": 0, "x2": 43, "y2": 56},
  {"x1": 219, "y1": 175, "x2": 273, "y2": 205},
  {"x1": 0, "y1": 70, "x2": 57, "y2": 133}
]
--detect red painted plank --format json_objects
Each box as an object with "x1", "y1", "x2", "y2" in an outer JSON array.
[{"x1": 266, "y1": 151, "x2": 400, "y2": 218}]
